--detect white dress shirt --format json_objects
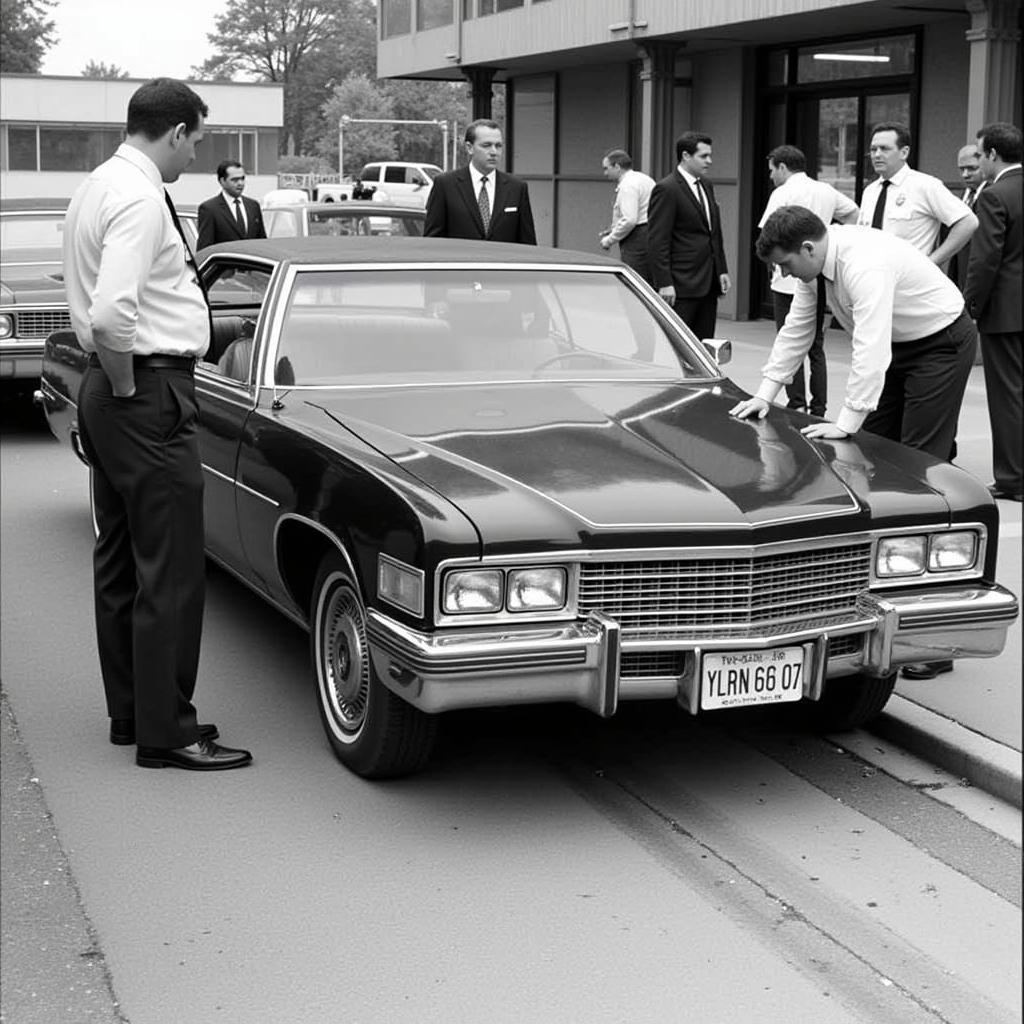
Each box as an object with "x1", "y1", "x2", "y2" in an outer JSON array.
[
  {"x1": 757, "y1": 225, "x2": 966, "y2": 434},
  {"x1": 468, "y1": 163, "x2": 495, "y2": 220},
  {"x1": 63, "y1": 144, "x2": 209, "y2": 357},
  {"x1": 679, "y1": 166, "x2": 710, "y2": 224},
  {"x1": 858, "y1": 164, "x2": 972, "y2": 254},
  {"x1": 605, "y1": 169, "x2": 656, "y2": 243},
  {"x1": 222, "y1": 189, "x2": 247, "y2": 231},
  {"x1": 758, "y1": 172, "x2": 859, "y2": 294}
]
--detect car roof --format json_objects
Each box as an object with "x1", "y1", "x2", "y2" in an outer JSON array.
[
  {"x1": 1, "y1": 197, "x2": 71, "y2": 213},
  {"x1": 266, "y1": 202, "x2": 424, "y2": 215},
  {"x1": 199, "y1": 236, "x2": 622, "y2": 268}
]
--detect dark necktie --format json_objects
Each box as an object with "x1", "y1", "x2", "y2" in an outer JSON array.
[
  {"x1": 695, "y1": 179, "x2": 711, "y2": 228},
  {"x1": 478, "y1": 176, "x2": 491, "y2": 233},
  {"x1": 165, "y1": 189, "x2": 212, "y2": 343},
  {"x1": 870, "y1": 179, "x2": 891, "y2": 229},
  {"x1": 234, "y1": 197, "x2": 245, "y2": 233},
  {"x1": 815, "y1": 273, "x2": 828, "y2": 340}
]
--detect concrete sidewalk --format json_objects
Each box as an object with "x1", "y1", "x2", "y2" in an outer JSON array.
[{"x1": 717, "y1": 315, "x2": 1022, "y2": 808}]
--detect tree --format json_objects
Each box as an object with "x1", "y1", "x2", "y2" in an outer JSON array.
[
  {"x1": 194, "y1": 0, "x2": 375, "y2": 156},
  {"x1": 0, "y1": 0, "x2": 57, "y2": 74},
  {"x1": 81, "y1": 60, "x2": 129, "y2": 78},
  {"x1": 318, "y1": 74, "x2": 397, "y2": 174}
]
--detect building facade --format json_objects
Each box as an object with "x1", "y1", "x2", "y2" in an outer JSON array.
[
  {"x1": 377, "y1": 0, "x2": 1022, "y2": 319},
  {"x1": 0, "y1": 75, "x2": 284, "y2": 206}
]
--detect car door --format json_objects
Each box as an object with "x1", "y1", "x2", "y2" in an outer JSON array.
[{"x1": 195, "y1": 255, "x2": 278, "y2": 572}]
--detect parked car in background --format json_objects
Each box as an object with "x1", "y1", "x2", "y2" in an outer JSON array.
[
  {"x1": 37, "y1": 237, "x2": 1019, "y2": 779},
  {"x1": 353, "y1": 161, "x2": 443, "y2": 209},
  {"x1": 1, "y1": 197, "x2": 197, "y2": 387},
  {"x1": 258, "y1": 201, "x2": 425, "y2": 241}
]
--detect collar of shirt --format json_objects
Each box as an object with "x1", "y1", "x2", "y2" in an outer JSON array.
[
  {"x1": 879, "y1": 163, "x2": 911, "y2": 187},
  {"x1": 222, "y1": 190, "x2": 243, "y2": 207},
  {"x1": 678, "y1": 166, "x2": 703, "y2": 191},
  {"x1": 469, "y1": 164, "x2": 493, "y2": 191},
  {"x1": 112, "y1": 143, "x2": 163, "y2": 193},
  {"x1": 821, "y1": 228, "x2": 837, "y2": 283},
  {"x1": 993, "y1": 163, "x2": 1023, "y2": 183}
]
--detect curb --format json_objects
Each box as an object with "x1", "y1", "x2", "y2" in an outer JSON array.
[{"x1": 868, "y1": 694, "x2": 1023, "y2": 809}]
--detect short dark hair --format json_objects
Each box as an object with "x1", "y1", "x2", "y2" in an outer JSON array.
[
  {"x1": 755, "y1": 205, "x2": 828, "y2": 263},
  {"x1": 977, "y1": 122, "x2": 1023, "y2": 163},
  {"x1": 126, "y1": 78, "x2": 208, "y2": 140},
  {"x1": 767, "y1": 145, "x2": 806, "y2": 173},
  {"x1": 603, "y1": 148, "x2": 632, "y2": 169},
  {"x1": 465, "y1": 119, "x2": 501, "y2": 144},
  {"x1": 871, "y1": 122, "x2": 911, "y2": 150},
  {"x1": 217, "y1": 160, "x2": 244, "y2": 181},
  {"x1": 676, "y1": 131, "x2": 712, "y2": 162}
]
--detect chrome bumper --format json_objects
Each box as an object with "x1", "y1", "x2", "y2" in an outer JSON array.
[
  {"x1": 366, "y1": 583, "x2": 1019, "y2": 716},
  {"x1": 0, "y1": 341, "x2": 43, "y2": 380}
]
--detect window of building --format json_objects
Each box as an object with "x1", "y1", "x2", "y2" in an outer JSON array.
[
  {"x1": 417, "y1": 0, "x2": 452, "y2": 30},
  {"x1": 190, "y1": 130, "x2": 258, "y2": 175},
  {"x1": 466, "y1": 0, "x2": 523, "y2": 15},
  {"x1": 382, "y1": 0, "x2": 412, "y2": 36},
  {"x1": 797, "y1": 35, "x2": 915, "y2": 83},
  {"x1": 7, "y1": 127, "x2": 38, "y2": 171},
  {"x1": 39, "y1": 127, "x2": 122, "y2": 172}
]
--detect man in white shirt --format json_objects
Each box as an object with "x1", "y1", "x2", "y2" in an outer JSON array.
[
  {"x1": 599, "y1": 148, "x2": 656, "y2": 283},
  {"x1": 64, "y1": 77, "x2": 252, "y2": 771},
  {"x1": 196, "y1": 160, "x2": 266, "y2": 249},
  {"x1": 859, "y1": 122, "x2": 977, "y2": 262},
  {"x1": 758, "y1": 145, "x2": 859, "y2": 416}
]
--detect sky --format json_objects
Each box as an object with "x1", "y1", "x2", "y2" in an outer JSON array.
[{"x1": 41, "y1": 0, "x2": 220, "y2": 80}]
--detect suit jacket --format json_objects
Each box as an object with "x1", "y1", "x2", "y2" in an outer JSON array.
[
  {"x1": 963, "y1": 167, "x2": 1022, "y2": 333},
  {"x1": 947, "y1": 184, "x2": 983, "y2": 290},
  {"x1": 424, "y1": 168, "x2": 537, "y2": 244},
  {"x1": 647, "y1": 170, "x2": 728, "y2": 298},
  {"x1": 197, "y1": 194, "x2": 267, "y2": 250}
]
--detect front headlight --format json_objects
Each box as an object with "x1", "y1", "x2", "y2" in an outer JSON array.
[
  {"x1": 443, "y1": 569, "x2": 503, "y2": 613},
  {"x1": 929, "y1": 531, "x2": 977, "y2": 571},
  {"x1": 877, "y1": 535, "x2": 927, "y2": 577},
  {"x1": 0, "y1": 314, "x2": 13, "y2": 340},
  {"x1": 507, "y1": 567, "x2": 567, "y2": 612}
]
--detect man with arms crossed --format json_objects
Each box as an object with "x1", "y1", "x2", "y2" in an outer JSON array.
[
  {"x1": 599, "y1": 148, "x2": 655, "y2": 283},
  {"x1": 648, "y1": 131, "x2": 731, "y2": 341},
  {"x1": 732, "y1": 206, "x2": 977, "y2": 682},
  {"x1": 64, "y1": 78, "x2": 252, "y2": 770},
  {"x1": 759, "y1": 145, "x2": 858, "y2": 416},
  {"x1": 425, "y1": 119, "x2": 536, "y2": 244},
  {"x1": 197, "y1": 160, "x2": 266, "y2": 249},
  {"x1": 964, "y1": 122, "x2": 1023, "y2": 504}
]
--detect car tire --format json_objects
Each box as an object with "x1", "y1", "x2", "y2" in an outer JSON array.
[
  {"x1": 810, "y1": 671, "x2": 897, "y2": 732},
  {"x1": 310, "y1": 554, "x2": 436, "y2": 778}
]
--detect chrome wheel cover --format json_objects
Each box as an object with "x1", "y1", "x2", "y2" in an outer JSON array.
[{"x1": 320, "y1": 582, "x2": 369, "y2": 735}]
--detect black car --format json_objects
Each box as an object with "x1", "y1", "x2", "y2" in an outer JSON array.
[{"x1": 38, "y1": 237, "x2": 1019, "y2": 778}]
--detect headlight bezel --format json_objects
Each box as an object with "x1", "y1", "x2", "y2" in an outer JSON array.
[
  {"x1": 873, "y1": 526, "x2": 984, "y2": 584},
  {"x1": 377, "y1": 553, "x2": 425, "y2": 617},
  {"x1": 438, "y1": 562, "x2": 574, "y2": 623},
  {"x1": 0, "y1": 313, "x2": 13, "y2": 340}
]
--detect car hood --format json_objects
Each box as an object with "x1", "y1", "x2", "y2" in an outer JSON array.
[
  {"x1": 1, "y1": 250, "x2": 65, "y2": 304},
  {"x1": 310, "y1": 381, "x2": 952, "y2": 549}
]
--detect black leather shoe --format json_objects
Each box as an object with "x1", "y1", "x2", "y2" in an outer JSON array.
[
  {"x1": 901, "y1": 660, "x2": 954, "y2": 680},
  {"x1": 110, "y1": 719, "x2": 219, "y2": 746},
  {"x1": 136, "y1": 736, "x2": 252, "y2": 770}
]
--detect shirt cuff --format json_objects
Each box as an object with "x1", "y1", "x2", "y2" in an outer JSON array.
[
  {"x1": 755, "y1": 379, "x2": 784, "y2": 404},
  {"x1": 835, "y1": 406, "x2": 868, "y2": 435}
]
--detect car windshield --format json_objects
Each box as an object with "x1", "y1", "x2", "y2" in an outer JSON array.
[
  {"x1": 306, "y1": 210, "x2": 424, "y2": 238},
  {"x1": 272, "y1": 268, "x2": 711, "y2": 386},
  {"x1": 0, "y1": 214, "x2": 65, "y2": 255}
]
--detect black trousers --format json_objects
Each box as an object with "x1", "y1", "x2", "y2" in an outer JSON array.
[
  {"x1": 862, "y1": 310, "x2": 976, "y2": 461},
  {"x1": 673, "y1": 290, "x2": 718, "y2": 343},
  {"x1": 980, "y1": 329, "x2": 1023, "y2": 493},
  {"x1": 618, "y1": 224, "x2": 652, "y2": 284},
  {"x1": 77, "y1": 362, "x2": 205, "y2": 748},
  {"x1": 773, "y1": 291, "x2": 827, "y2": 417}
]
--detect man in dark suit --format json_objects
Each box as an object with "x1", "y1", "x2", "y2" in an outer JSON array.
[
  {"x1": 947, "y1": 143, "x2": 985, "y2": 290},
  {"x1": 964, "y1": 122, "x2": 1023, "y2": 503},
  {"x1": 648, "y1": 131, "x2": 731, "y2": 341},
  {"x1": 196, "y1": 160, "x2": 266, "y2": 249},
  {"x1": 425, "y1": 120, "x2": 536, "y2": 244}
]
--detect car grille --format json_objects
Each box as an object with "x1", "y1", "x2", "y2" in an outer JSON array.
[
  {"x1": 579, "y1": 543, "x2": 872, "y2": 641},
  {"x1": 14, "y1": 309, "x2": 71, "y2": 338}
]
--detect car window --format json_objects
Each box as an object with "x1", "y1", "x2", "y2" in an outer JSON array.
[
  {"x1": 406, "y1": 168, "x2": 429, "y2": 185},
  {"x1": 265, "y1": 209, "x2": 300, "y2": 238},
  {"x1": 358, "y1": 164, "x2": 380, "y2": 182},
  {"x1": 272, "y1": 269, "x2": 711, "y2": 386},
  {"x1": 0, "y1": 213, "x2": 65, "y2": 252},
  {"x1": 306, "y1": 210, "x2": 424, "y2": 238},
  {"x1": 421, "y1": 166, "x2": 442, "y2": 180},
  {"x1": 199, "y1": 261, "x2": 274, "y2": 383},
  {"x1": 383, "y1": 166, "x2": 406, "y2": 184}
]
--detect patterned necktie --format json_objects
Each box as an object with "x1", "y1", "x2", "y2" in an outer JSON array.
[
  {"x1": 695, "y1": 179, "x2": 710, "y2": 228},
  {"x1": 870, "y1": 179, "x2": 891, "y2": 229},
  {"x1": 234, "y1": 197, "x2": 245, "y2": 233},
  {"x1": 478, "y1": 176, "x2": 491, "y2": 233}
]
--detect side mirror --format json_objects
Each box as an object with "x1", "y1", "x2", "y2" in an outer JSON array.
[{"x1": 702, "y1": 339, "x2": 732, "y2": 365}]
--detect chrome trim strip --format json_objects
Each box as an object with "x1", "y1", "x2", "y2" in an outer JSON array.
[
  {"x1": 201, "y1": 462, "x2": 280, "y2": 506},
  {"x1": 202, "y1": 463, "x2": 234, "y2": 485}
]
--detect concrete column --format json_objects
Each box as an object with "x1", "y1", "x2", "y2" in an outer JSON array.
[
  {"x1": 964, "y1": 0, "x2": 1023, "y2": 132},
  {"x1": 636, "y1": 42, "x2": 678, "y2": 180},
  {"x1": 462, "y1": 67, "x2": 497, "y2": 121}
]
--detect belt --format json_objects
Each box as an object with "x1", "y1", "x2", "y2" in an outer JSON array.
[{"x1": 88, "y1": 352, "x2": 198, "y2": 371}]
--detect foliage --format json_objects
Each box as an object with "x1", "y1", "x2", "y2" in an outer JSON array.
[
  {"x1": 194, "y1": 0, "x2": 376, "y2": 156},
  {"x1": 277, "y1": 153, "x2": 335, "y2": 175},
  {"x1": 0, "y1": 0, "x2": 57, "y2": 74},
  {"x1": 318, "y1": 74, "x2": 398, "y2": 174},
  {"x1": 81, "y1": 60, "x2": 129, "y2": 78}
]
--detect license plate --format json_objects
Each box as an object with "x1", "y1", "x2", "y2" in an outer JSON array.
[{"x1": 701, "y1": 647, "x2": 805, "y2": 710}]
